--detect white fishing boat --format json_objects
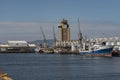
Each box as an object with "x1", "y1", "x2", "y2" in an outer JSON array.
[{"x1": 79, "y1": 43, "x2": 113, "y2": 57}]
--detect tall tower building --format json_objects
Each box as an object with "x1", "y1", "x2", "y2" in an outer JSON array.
[
  {"x1": 56, "y1": 19, "x2": 80, "y2": 47},
  {"x1": 58, "y1": 19, "x2": 70, "y2": 41}
]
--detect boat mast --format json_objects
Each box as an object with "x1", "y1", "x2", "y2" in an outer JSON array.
[{"x1": 40, "y1": 26, "x2": 47, "y2": 48}]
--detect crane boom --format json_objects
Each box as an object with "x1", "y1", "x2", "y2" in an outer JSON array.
[
  {"x1": 52, "y1": 25, "x2": 57, "y2": 43},
  {"x1": 40, "y1": 26, "x2": 47, "y2": 48},
  {"x1": 77, "y1": 18, "x2": 83, "y2": 40}
]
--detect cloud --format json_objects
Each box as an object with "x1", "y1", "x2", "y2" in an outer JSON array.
[
  {"x1": 0, "y1": 21, "x2": 119, "y2": 42},
  {"x1": 67, "y1": 20, "x2": 120, "y2": 39},
  {"x1": 0, "y1": 21, "x2": 57, "y2": 42}
]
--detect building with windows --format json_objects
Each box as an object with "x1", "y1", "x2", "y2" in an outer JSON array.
[
  {"x1": 56, "y1": 19, "x2": 80, "y2": 48},
  {"x1": 58, "y1": 19, "x2": 70, "y2": 41}
]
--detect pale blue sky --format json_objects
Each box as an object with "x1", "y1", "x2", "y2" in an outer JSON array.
[{"x1": 0, "y1": 0, "x2": 120, "y2": 42}]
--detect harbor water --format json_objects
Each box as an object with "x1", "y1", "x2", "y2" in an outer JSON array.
[{"x1": 0, "y1": 53, "x2": 120, "y2": 80}]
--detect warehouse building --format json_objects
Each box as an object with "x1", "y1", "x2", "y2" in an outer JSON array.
[{"x1": 0, "y1": 40, "x2": 36, "y2": 53}]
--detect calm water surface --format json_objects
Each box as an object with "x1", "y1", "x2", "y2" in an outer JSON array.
[{"x1": 0, "y1": 53, "x2": 120, "y2": 80}]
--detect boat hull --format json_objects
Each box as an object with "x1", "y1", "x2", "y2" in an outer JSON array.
[{"x1": 79, "y1": 46, "x2": 113, "y2": 57}]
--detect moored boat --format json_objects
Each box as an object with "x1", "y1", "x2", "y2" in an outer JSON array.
[{"x1": 79, "y1": 44, "x2": 113, "y2": 57}]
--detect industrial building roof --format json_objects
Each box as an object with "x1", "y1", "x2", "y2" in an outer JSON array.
[
  {"x1": 28, "y1": 44, "x2": 36, "y2": 47},
  {"x1": 0, "y1": 44, "x2": 9, "y2": 47},
  {"x1": 7, "y1": 41, "x2": 27, "y2": 44}
]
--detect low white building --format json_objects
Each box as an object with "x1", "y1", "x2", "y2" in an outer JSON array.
[
  {"x1": 7, "y1": 41, "x2": 28, "y2": 47},
  {"x1": 0, "y1": 40, "x2": 36, "y2": 53},
  {"x1": 89, "y1": 37, "x2": 120, "y2": 51},
  {"x1": 55, "y1": 40, "x2": 80, "y2": 47}
]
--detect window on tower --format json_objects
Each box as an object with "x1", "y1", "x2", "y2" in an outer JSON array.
[{"x1": 58, "y1": 26, "x2": 62, "y2": 28}]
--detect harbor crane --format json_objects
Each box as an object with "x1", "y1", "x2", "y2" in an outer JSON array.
[
  {"x1": 52, "y1": 25, "x2": 57, "y2": 47},
  {"x1": 77, "y1": 18, "x2": 83, "y2": 49},
  {"x1": 40, "y1": 26, "x2": 47, "y2": 48}
]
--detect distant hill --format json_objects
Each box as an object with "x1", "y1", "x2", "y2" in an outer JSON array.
[{"x1": 28, "y1": 39, "x2": 54, "y2": 46}]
